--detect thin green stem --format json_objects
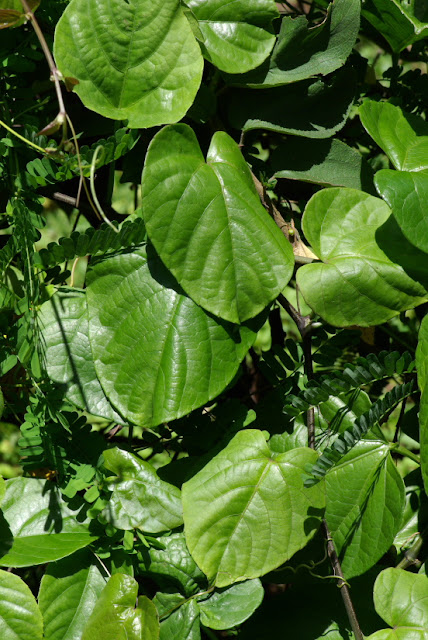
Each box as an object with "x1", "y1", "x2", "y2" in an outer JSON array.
[
  {"x1": 393, "y1": 444, "x2": 420, "y2": 465},
  {"x1": 0, "y1": 117, "x2": 46, "y2": 154},
  {"x1": 90, "y1": 146, "x2": 119, "y2": 232}
]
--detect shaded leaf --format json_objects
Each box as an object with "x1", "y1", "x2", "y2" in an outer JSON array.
[
  {"x1": 142, "y1": 124, "x2": 294, "y2": 323},
  {"x1": 102, "y1": 447, "x2": 183, "y2": 533},
  {"x1": 362, "y1": 0, "x2": 428, "y2": 52},
  {"x1": 297, "y1": 188, "x2": 428, "y2": 327},
  {"x1": 54, "y1": 0, "x2": 204, "y2": 128},
  {"x1": 182, "y1": 430, "x2": 325, "y2": 587},
  {"x1": 0, "y1": 569, "x2": 43, "y2": 640}
]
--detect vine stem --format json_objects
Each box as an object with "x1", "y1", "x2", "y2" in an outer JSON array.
[
  {"x1": 277, "y1": 294, "x2": 364, "y2": 640},
  {"x1": 0, "y1": 118, "x2": 46, "y2": 154}
]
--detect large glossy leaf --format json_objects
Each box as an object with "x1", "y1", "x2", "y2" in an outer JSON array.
[
  {"x1": 325, "y1": 441, "x2": 405, "y2": 578},
  {"x1": 296, "y1": 188, "x2": 428, "y2": 327},
  {"x1": 225, "y1": 0, "x2": 360, "y2": 87},
  {"x1": 375, "y1": 169, "x2": 428, "y2": 254},
  {"x1": 362, "y1": 0, "x2": 428, "y2": 52},
  {"x1": 86, "y1": 246, "x2": 259, "y2": 427},
  {"x1": 39, "y1": 289, "x2": 123, "y2": 423},
  {"x1": 228, "y1": 69, "x2": 356, "y2": 138},
  {"x1": 54, "y1": 0, "x2": 204, "y2": 128},
  {"x1": 185, "y1": 0, "x2": 277, "y2": 74},
  {"x1": 182, "y1": 429, "x2": 325, "y2": 588},
  {"x1": 82, "y1": 573, "x2": 159, "y2": 640},
  {"x1": 102, "y1": 447, "x2": 183, "y2": 533},
  {"x1": 139, "y1": 532, "x2": 205, "y2": 597},
  {"x1": 271, "y1": 138, "x2": 374, "y2": 192},
  {"x1": 141, "y1": 125, "x2": 294, "y2": 324},
  {"x1": 360, "y1": 101, "x2": 428, "y2": 172},
  {"x1": 0, "y1": 478, "x2": 97, "y2": 567},
  {"x1": 198, "y1": 579, "x2": 264, "y2": 630},
  {"x1": 0, "y1": 569, "x2": 43, "y2": 640},
  {"x1": 366, "y1": 569, "x2": 428, "y2": 639},
  {"x1": 38, "y1": 550, "x2": 107, "y2": 640},
  {"x1": 156, "y1": 595, "x2": 200, "y2": 640}
]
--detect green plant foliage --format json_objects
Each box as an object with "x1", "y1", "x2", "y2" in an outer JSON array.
[
  {"x1": 54, "y1": 0, "x2": 204, "y2": 128},
  {"x1": 81, "y1": 573, "x2": 160, "y2": 640},
  {"x1": 142, "y1": 124, "x2": 294, "y2": 323},
  {"x1": 362, "y1": 0, "x2": 428, "y2": 52},
  {"x1": 185, "y1": 0, "x2": 278, "y2": 74},
  {"x1": 366, "y1": 568, "x2": 428, "y2": 639},
  {"x1": 38, "y1": 550, "x2": 107, "y2": 640},
  {"x1": 198, "y1": 579, "x2": 264, "y2": 630},
  {"x1": 182, "y1": 429, "x2": 325, "y2": 587},
  {"x1": 102, "y1": 447, "x2": 183, "y2": 532},
  {"x1": 85, "y1": 246, "x2": 260, "y2": 426},
  {"x1": 0, "y1": 478, "x2": 97, "y2": 567},
  {"x1": 417, "y1": 316, "x2": 428, "y2": 494},
  {"x1": 226, "y1": 0, "x2": 360, "y2": 86},
  {"x1": 0, "y1": 569, "x2": 43, "y2": 640},
  {"x1": 297, "y1": 188, "x2": 428, "y2": 326},
  {"x1": 156, "y1": 596, "x2": 200, "y2": 640}
]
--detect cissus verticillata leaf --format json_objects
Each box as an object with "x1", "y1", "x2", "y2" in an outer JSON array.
[
  {"x1": 225, "y1": 0, "x2": 360, "y2": 87},
  {"x1": 296, "y1": 188, "x2": 428, "y2": 327},
  {"x1": 86, "y1": 246, "x2": 260, "y2": 427},
  {"x1": 102, "y1": 448, "x2": 183, "y2": 533},
  {"x1": 325, "y1": 441, "x2": 405, "y2": 578},
  {"x1": 82, "y1": 573, "x2": 159, "y2": 640},
  {"x1": 54, "y1": 0, "x2": 204, "y2": 128},
  {"x1": 155, "y1": 595, "x2": 200, "y2": 640},
  {"x1": 182, "y1": 429, "x2": 325, "y2": 588},
  {"x1": 0, "y1": 478, "x2": 97, "y2": 567},
  {"x1": 198, "y1": 579, "x2": 264, "y2": 630},
  {"x1": 366, "y1": 568, "x2": 428, "y2": 639},
  {"x1": 185, "y1": 0, "x2": 278, "y2": 74},
  {"x1": 38, "y1": 550, "x2": 107, "y2": 640},
  {"x1": 362, "y1": 0, "x2": 428, "y2": 52},
  {"x1": 0, "y1": 570, "x2": 43, "y2": 640},
  {"x1": 142, "y1": 124, "x2": 294, "y2": 324},
  {"x1": 228, "y1": 68, "x2": 356, "y2": 138},
  {"x1": 39, "y1": 289, "x2": 123, "y2": 423}
]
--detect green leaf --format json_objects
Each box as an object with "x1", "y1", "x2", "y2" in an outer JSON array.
[
  {"x1": 362, "y1": 0, "x2": 428, "y2": 52},
  {"x1": 228, "y1": 68, "x2": 356, "y2": 138},
  {"x1": 375, "y1": 169, "x2": 428, "y2": 254},
  {"x1": 325, "y1": 442, "x2": 405, "y2": 578},
  {"x1": 225, "y1": 0, "x2": 360, "y2": 87},
  {"x1": 416, "y1": 316, "x2": 428, "y2": 494},
  {"x1": 0, "y1": 569, "x2": 43, "y2": 640},
  {"x1": 86, "y1": 246, "x2": 259, "y2": 427},
  {"x1": 40, "y1": 289, "x2": 123, "y2": 423},
  {"x1": 296, "y1": 188, "x2": 428, "y2": 327},
  {"x1": 0, "y1": 477, "x2": 4, "y2": 506},
  {"x1": 38, "y1": 550, "x2": 107, "y2": 640},
  {"x1": 102, "y1": 447, "x2": 183, "y2": 533},
  {"x1": 139, "y1": 532, "x2": 205, "y2": 597},
  {"x1": 0, "y1": 478, "x2": 97, "y2": 567},
  {"x1": 156, "y1": 596, "x2": 200, "y2": 640},
  {"x1": 182, "y1": 429, "x2": 325, "y2": 588},
  {"x1": 360, "y1": 101, "x2": 428, "y2": 171},
  {"x1": 366, "y1": 569, "x2": 428, "y2": 639},
  {"x1": 0, "y1": 0, "x2": 39, "y2": 29},
  {"x1": 141, "y1": 124, "x2": 294, "y2": 323},
  {"x1": 185, "y1": 0, "x2": 277, "y2": 73},
  {"x1": 271, "y1": 138, "x2": 375, "y2": 192},
  {"x1": 198, "y1": 579, "x2": 264, "y2": 630},
  {"x1": 54, "y1": 0, "x2": 204, "y2": 128},
  {"x1": 82, "y1": 573, "x2": 159, "y2": 640}
]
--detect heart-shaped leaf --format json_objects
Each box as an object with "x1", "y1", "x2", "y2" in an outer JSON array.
[
  {"x1": 360, "y1": 101, "x2": 428, "y2": 171},
  {"x1": 86, "y1": 246, "x2": 260, "y2": 427},
  {"x1": 225, "y1": 0, "x2": 360, "y2": 87},
  {"x1": 0, "y1": 478, "x2": 97, "y2": 567},
  {"x1": 296, "y1": 188, "x2": 428, "y2": 327},
  {"x1": 142, "y1": 124, "x2": 294, "y2": 323},
  {"x1": 228, "y1": 68, "x2": 356, "y2": 138},
  {"x1": 102, "y1": 448, "x2": 183, "y2": 533},
  {"x1": 38, "y1": 550, "x2": 107, "y2": 640},
  {"x1": 182, "y1": 429, "x2": 325, "y2": 587},
  {"x1": 366, "y1": 569, "x2": 428, "y2": 639},
  {"x1": 40, "y1": 289, "x2": 123, "y2": 423},
  {"x1": 375, "y1": 169, "x2": 428, "y2": 254},
  {"x1": 0, "y1": 569, "x2": 43, "y2": 640},
  {"x1": 54, "y1": 0, "x2": 204, "y2": 128},
  {"x1": 198, "y1": 579, "x2": 264, "y2": 630},
  {"x1": 362, "y1": 0, "x2": 428, "y2": 52},
  {"x1": 325, "y1": 441, "x2": 405, "y2": 578},
  {"x1": 185, "y1": 0, "x2": 278, "y2": 74},
  {"x1": 82, "y1": 573, "x2": 159, "y2": 640}
]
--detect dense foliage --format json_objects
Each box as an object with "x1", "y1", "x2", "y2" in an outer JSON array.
[{"x1": 1, "y1": 0, "x2": 428, "y2": 638}]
